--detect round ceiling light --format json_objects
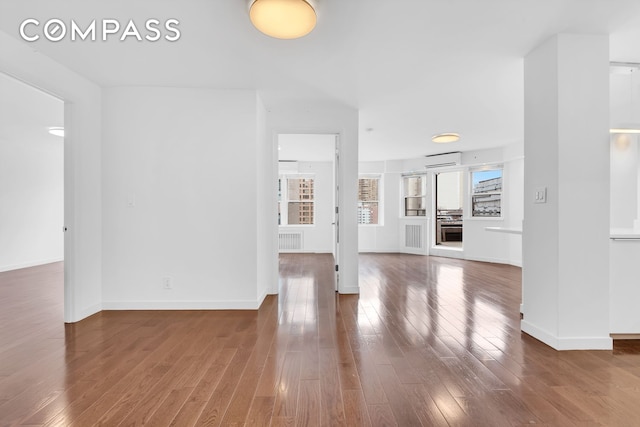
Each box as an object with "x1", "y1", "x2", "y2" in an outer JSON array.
[
  {"x1": 249, "y1": 0, "x2": 317, "y2": 39},
  {"x1": 432, "y1": 133, "x2": 460, "y2": 143}
]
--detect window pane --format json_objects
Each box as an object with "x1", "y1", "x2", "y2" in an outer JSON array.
[
  {"x1": 472, "y1": 170, "x2": 502, "y2": 194},
  {"x1": 404, "y1": 176, "x2": 425, "y2": 197},
  {"x1": 405, "y1": 197, "x2": 426, "y2": 216},
  {"x1": 472, "y1": 194, "x2": 501, "y2": 217},
  {"x1": 358, "y1": 202, "x2": 378, "y2": 224},
  {"x1": 288, "y1": 202, "x2": 314, "y2": 224},
  {"x1": 288, "y1": 178, "x2": 314, "y2": 200},
  {"x1": 358, "y1": 178, "x2": 379, "y2": 202}
]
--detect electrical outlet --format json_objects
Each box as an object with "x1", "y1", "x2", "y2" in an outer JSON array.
[{"x1": 162, "y1": 276, "x2": 172, "y2": 290}]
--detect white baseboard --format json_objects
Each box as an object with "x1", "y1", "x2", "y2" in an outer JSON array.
[
  {"x1": 0, "y1": 257, "x2": 64, "y2": 273},
  {"x1": 102, "y1": 299, "x2": 264, "y2": 311},
  {"x1": 610, "y1": 334, "x2": 640, "y2": 340},
  {"x1": 338, "y1": 286, "x2": 360, "y2": 294},
  {"x1": 465, "y1": 255, "x2": 509, "y2": 264},
  {"x1": 522, "y1": 320, "x2": 613, "y2": 350},
  {"x1": 429, "y1": 247, "x2": 464, "y2": 259}
]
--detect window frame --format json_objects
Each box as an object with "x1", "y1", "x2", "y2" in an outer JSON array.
[
  {"x1": 278, "y1": 174, "x2": 316, "y2": 226},
  {"x1": 402, "y1": 174, "x2": 428, "y2": 217},
  {"x1": 358, "y1": 174, "x2": 383, "y2": 226},
  {"x1": 469, "y1": 166, "x2": 504, "y2": 219}
]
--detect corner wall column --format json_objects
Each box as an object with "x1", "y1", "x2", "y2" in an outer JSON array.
[{"x1": 522, "y1": 34, "x2": 611, "y2": 350}]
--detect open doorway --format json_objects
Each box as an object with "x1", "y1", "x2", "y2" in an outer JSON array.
[
  {"x1": 434, "y1": 170, "x2": 464, "y2": 248},
  {"x1": 277, "y1": 133, "x2": 339, "y2": 289},
  {"x1": 0, "y1": 73, "x2": 64, "y2": 311}
]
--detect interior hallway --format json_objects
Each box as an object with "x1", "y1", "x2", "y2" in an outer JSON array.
[{"x1": 1, "y1": 255, "x2": 640, "y2": 426}]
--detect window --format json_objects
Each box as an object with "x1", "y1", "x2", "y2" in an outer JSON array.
[
  {"x1": 358, "y1": 176, "x2": 380, "y2": 224},
  {"x1": 279, "y1": 176, "x2": 315, "y2": 225},
  {"x1": 403, "y1": 175, "x2": 427, "y2": 216},
  {"x1": 471, "y1": 168, "x2": 503, "y2": 217}
]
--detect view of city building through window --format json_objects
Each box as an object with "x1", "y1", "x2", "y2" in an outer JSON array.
[
  {"x1": 403, "y1": 175, "x2": 427, "y2": 216},
  {"x1": 358, "y1": 177, "x2": 380, "y2": 224},
  {"x1": 471, "y1": 169, "x2": 503, "y2": 217},
  {"x1": 286, "y1": 177, "x2": 314, "y2": 225}
]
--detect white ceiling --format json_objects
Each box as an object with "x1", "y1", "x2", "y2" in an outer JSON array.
[{"x1": 1, "y1": 0, "x2": 639, "y2": 161}]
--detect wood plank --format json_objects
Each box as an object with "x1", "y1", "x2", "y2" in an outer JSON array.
[{"x1": 6, "y1": 255, "x2": 640, "y2": 426}]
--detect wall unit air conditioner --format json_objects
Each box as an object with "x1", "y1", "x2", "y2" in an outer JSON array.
[{"x1": 424, "y1": 152, "x2": 462, "y2": 169}]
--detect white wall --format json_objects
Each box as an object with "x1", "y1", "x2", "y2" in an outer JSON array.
[
  {"x1": 102, "y1": 87, "x2": 269, "y2": 309},
  {"x1": 358, "y1": 161, "x2": 402, "y2": 252},
  {"x1": 255, "y1": 94, "x2": 272, "y2": 302},
  {"x1": 0, "y1": 124, "x2": 64, "y2": 272},
  {"x1": 523, "y1": 34, "x2": 611, "y2": 350},
  {"x1": 0, "y1": 30, "x2": 103, "y2": 322},
  {"x1": 610, "y1": 135, "x2": 638, "y2": 229},
  {"x1": 0, "y1": 74, "x2": 64, "y2": 272},
  {"x1": 279, "y1": 161, "x2": 333, "y2": 253}
]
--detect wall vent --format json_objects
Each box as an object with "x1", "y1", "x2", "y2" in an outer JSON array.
[
  {"x1": 279, "y1": 232, "x2": 303, "y2": 251},
  {"x1": 405, "y1": 224, "x2": 423, "y2": 249},
  {"x1": 424, "y1": 151, "x2": 462, "y2": 169}
]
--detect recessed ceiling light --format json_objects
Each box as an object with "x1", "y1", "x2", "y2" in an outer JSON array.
[
  {"x1": 432, "y1": 133, "x2": 460, "y2": 143},
  {"x1": 249, "y1": 0, "x2": 317, "y2": 39},
  {"x1": 48, "y1": 127, "x2": 64, "y2": 137}
]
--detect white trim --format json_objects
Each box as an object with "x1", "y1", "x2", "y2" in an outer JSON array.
[
  {"x1": 339, "y1": 286, "x2": 360, "y2": 295},
  {"x1": 521, "y1": 320, "x2": 613, "y2": 350},
  {"x1": 485, "y1": 226, "x2": 522, "y2": 234},
  {"x1": 429, "y1": 246, "x2": 464, "y2": 259},
  {"x1": 73, "y1": 303, "x2": 102, "y2": 323},
  {"x1": 464, "y1": 255, "x2": 510, "y2": 265},
  {"x1": 0, "y1": 257, "x2": 64, "y2": 273},
  {"x1": 102, "y1": 299, "x2": 266, "y2": 310}
]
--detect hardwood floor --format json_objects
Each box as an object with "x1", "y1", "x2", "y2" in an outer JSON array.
[{"x1": 1, "y1": 255, "x2": 640, "y2": 426}]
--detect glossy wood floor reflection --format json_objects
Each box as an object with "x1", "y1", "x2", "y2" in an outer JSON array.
[{"x1": 2, "y1": 256, "x2": 640, "y2": 426}]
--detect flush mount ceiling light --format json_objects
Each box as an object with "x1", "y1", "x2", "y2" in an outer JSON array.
[
  {"x1": 432, "y1": 133, "x2": 460, "y2": 143},
  {"x1": 48, "y1": 127, "x2": 64, "y2": 137},
  {"x1": 248, "y1": 0, "x2": 317, "y2": 39}
]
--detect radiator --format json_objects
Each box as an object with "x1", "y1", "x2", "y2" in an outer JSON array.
[{"x1": 279, "y1": 232, "x2": 303, "y2": 251}]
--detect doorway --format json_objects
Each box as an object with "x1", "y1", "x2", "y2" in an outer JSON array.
[
  {"x1": 276, "y1": 133, "x2": 339, "y2": 290},
  {"x1": 0, "y1": 73, "x2": 64, "y2": 310},
  {"x1": 434, "y1": 170, "x2": 464, "y2": 248}
]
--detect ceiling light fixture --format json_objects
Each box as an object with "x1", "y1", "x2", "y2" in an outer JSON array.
[
  {"x1": 432, "y1": 133, "x2": 460, "y2": 143},
  {"x1": 48, "y1": 127, "x2": 64, "y2": 137},
  {"x1": 248, "y1": 0, "x2": 317, "y2": 39},
  {"x1": 610, "y1": 128, "x2": 640, "y2": 134}
]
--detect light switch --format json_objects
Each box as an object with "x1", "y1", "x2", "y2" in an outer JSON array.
[
  {"x1": 127, "y1": 194, "x2": 136, "y2": 207},
  {"x1": 534, "y1": 187, "x2": 547, "y2": 204}
]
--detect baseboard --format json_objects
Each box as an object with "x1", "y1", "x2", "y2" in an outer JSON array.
[
  {"x1": 465, "y1": 255, "x2": 511, "y2": 265},
  {"x1": 0, "y1": 257, "x2": 64, "y2": 273},
  {"x1": 429, "y1": 247, "x2": 464, "y2": 259},
  {"x1": 256, "y1": 289, "x2": 268, "y2": 308},
  {"x1": 522, "y1": 320, "x2": 613, "y2": 350},
  {"x1": 338, "y1": 286, "x2": 360, "y2": 295},
  {"x1": 610, "y1": 333, "x2": 640, "y2": 340},
  {"x1": 102, "y1": 299, "x2": 264, "y2": 310}
]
